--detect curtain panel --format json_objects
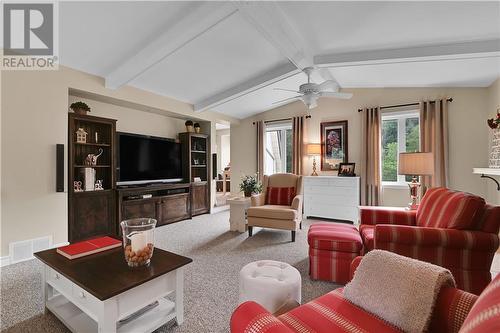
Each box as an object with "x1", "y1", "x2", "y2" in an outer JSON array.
[
  {"x1": 419, "y1": 100, "x2": 449, "y2": 191},
  {"x1": 256, "y1": 120, "x2": 265, "y2": 181},
  {"x1": 292, "y1": 116, "x2": 306, "y2": 175},
  {"x1": 361, "y1": 107, "x2": 382, "y2": 206}
]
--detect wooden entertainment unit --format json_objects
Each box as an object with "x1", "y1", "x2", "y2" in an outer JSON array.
[
  {"x1": 117, "y1": 183, "x2": 191, "y2": 228},
  {"x1": 68, "y1": 113, "x2": 211, "y2": 242}
]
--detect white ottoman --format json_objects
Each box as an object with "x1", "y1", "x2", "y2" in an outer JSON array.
[{"x1": 239, "y1": 260, "x2": 301, "y2": 313}]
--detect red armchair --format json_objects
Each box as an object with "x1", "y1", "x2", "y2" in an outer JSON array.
[{"x1": 360, "y1": 187, "x2": 500, "y2": 295}]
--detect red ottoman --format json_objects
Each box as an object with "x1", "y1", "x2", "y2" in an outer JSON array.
[{"x1": 308, "y1": 223, "x2": 362, "y2": 284}]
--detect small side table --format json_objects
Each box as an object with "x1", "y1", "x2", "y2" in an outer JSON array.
[{"x1": 227, "y1": 197, "x2": 251, "y2": 232}]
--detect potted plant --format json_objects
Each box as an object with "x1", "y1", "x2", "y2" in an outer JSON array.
[
  {"x1": 194, "y1": 122, "x2": 201, "y2": 133},
  {"x1": 70, "y1": 101, "x2": 91, "y2": 115},
  {"x1": 239, "y1": 174, "x2": 262, "y2": 197},
  {"x1": 185, "y1": 120, "x2": 194, "y2": 132}
]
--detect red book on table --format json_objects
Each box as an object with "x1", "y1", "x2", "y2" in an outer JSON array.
[{"x1": 57, "y1": 236, "x2": 122, "y2": 259}]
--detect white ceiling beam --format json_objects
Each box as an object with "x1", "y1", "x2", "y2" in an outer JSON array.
[
  {"x1": 194, "y1": 62, "x2": 299, "y2": 112},
  {"x1": 105, "y1": 3, "x2": 238, "y2": 89},
  {"x1": 234, "y1": 2, "x2": 335, "y2": 84},
  {"x1": 194, "y1": 2, "x2": 311, "y2": 112},
  {"x1": 315, "y1": 39, "x2": 500, "y2": 68},
  {"x1": 233, "y1": 2, "x2": 312, "y2": 70}
]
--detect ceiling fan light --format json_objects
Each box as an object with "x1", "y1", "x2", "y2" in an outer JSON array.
[{"x1": 302, "y1": 94, "x2": 318, "y2": 109}]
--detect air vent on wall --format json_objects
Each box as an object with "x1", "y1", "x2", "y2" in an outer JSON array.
[{"x1": 9, "y1": 236, "x2": 52, "y2": 264}]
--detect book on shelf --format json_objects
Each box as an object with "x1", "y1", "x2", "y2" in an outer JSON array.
[{"x1": 57, "y1": 236, "x2": 122, "y2": 259}]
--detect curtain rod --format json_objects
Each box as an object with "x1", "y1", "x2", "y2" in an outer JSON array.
[
  {"x1": 253, "y1": 115, "x2": 311, "y2": 125},
  {"x1": 357, "y1": 98, "x2": 453, "y2": 113}
]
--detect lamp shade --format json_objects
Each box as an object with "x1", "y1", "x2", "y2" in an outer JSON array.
[
  {"x1": 307, "y1": 143, "x2": 321, "y2": 155},
  {"x1": 399, "y1": 152, "x2": 434, "y2": 175}
]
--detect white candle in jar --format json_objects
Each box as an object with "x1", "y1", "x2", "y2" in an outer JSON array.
[{"x1": 130, "y1": 232, "x2": 147, "y2": 252}]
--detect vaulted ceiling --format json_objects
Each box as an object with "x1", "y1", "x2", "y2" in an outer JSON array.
[{"x1": 59, "y1": 1, "x2": 500, "y2": 119}]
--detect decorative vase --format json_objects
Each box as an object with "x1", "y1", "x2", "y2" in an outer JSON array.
[
  {"x1": 244, "y1": 190, "x2": 252, "y2": 197},
  {"x1": 74, "y1": 108, "x2": 88, "y2": 115},
  {"x1": 489, "y1": 128, "x2": 500, "y2": 168},
  {"x1": 194, "y1": 127, "x2": 201, "y2": 134},
  {"x1": 121, "y1": 218, "x2": 156, "y2": 268}
]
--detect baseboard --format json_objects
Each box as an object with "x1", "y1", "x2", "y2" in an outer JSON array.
[
  {"x1": 0, "y1": 256, "x2": 11, "y2": 267},
  {"x1": 1, "y1": 240, "x2": 69, "y2": 268}
]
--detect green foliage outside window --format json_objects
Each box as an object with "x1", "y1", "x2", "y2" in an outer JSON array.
[
  {"x1": 382, "y1": 116, "x2": 419, "y2": 182},
  {"x1": 382, "y1": 120, "x2": 398, "y2": 181},
  {"x1": 286, "y1": 129, "x2": 292, "y2": 173}
]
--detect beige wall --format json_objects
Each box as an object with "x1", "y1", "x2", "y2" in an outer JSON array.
[
  {"x1": 68, "y1": 96, "x2": 186, "y2": 138},
  {"x1": 486, "y1": 78, "x2": 500, "y2": 205},
  {"x1": 231, "y1": 87, "x2": 491, "y2": 205},
  {"x1": 1, "y1": 66, "x2": 238, "y2": 256}
]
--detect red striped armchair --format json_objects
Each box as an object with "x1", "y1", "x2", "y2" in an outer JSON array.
[{"x1": 359, "y1": 187, "x2": 500, "y2": 295}]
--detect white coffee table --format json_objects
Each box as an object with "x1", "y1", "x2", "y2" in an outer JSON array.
[
  {"x1": 35, "y1": 247, "x2": 192, "y2": 333},
  {"x1": 227, "y1": 197, "x2": 252, "y2": 232}
]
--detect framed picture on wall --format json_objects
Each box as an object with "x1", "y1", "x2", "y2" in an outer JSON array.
[{"x1": 320, "y1": 120, "x2": 348, "y2": 171}]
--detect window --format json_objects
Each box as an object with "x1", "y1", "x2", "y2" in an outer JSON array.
[
  {"x1": 265, "y1": 122, "x2": 292, "y2": 175},
  {"x1": 381, "y1": 111, "x2": 420, "y2": 185}
]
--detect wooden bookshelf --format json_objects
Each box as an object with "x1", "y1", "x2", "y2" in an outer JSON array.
[
  {"x1": 68, "y1": 113, "x2": 117, "y2": 242},
  {"x1": 179, "y1": 132, "x2": 210, "y2": 216}
]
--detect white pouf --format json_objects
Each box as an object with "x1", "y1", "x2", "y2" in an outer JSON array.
[{"x1": 239, "y1": 260, "x2": 302, "y2": 313}]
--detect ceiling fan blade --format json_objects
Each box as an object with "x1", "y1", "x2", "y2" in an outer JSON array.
[
  {"x1": 317, "y1": 67, "x2": 336, "y2": 82},
  {"x1": 273, "y1": 88, "x2": 301, "y2": 93},
  {"x1": 319, "y1": 91, "x2": 353, "y2": 99},
  {"x1": 318, "y1": 80, "x2": 339, "y2": 92},
  {"x1": 272, "y1": 95, "x2": 302, "y2": 105}
]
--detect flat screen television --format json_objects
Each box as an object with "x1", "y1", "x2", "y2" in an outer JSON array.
[{"x1": 117, "y1": 132, "x2": 183, "y2": 185}]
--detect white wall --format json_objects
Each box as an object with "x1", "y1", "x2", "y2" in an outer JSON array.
[
  {"x1": 1, "y1": 66, "x2": 238, "y2": 256},
  {"x1": 231, "y1": 87, "x2": 490, "y2": 204}
]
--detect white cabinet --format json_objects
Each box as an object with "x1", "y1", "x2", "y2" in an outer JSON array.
[{"x1": 303, "y1": 176, "x2": 360, "y2": 224}]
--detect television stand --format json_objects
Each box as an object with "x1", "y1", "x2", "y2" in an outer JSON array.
[{"x1": 117, "y1": 183, "x2": 191, "y2": 230}]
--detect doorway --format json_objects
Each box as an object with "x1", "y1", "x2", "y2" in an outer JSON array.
[{"x1": 215, "y1": 122, "x2": 230, "y2": 207}]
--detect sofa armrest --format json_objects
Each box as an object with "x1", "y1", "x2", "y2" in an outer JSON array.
[
  {"x1": 251, "y1": 193, "x2": 266, "y2": 207},
  {"x1": 230, "y1": 301, "x2": 294, "y2": 333},
  {"x1": 349, "y1": 256, "x2": 363, "y2": 281},
  {"x1": 360, "y1": 206, "x2": 416, "y2": 226},
  {"x1": 374, "y1": 225, "x2": 499, "y2": 251},
  {"x1": 291, "y1": 194, "x2": 303, "y2": 215},
  {"x1": 428, "y1": 287, "x2": 477, "y2": 333}
]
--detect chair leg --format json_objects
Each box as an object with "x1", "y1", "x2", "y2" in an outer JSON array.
[
  {"x1": 291, "y1": 231, "x2": 296, "y2": 242},
  {"x1": 248, "y1": 226, "x2": 253, "y2": 237},
  {"x1": 299, "y1": 222, "x2": 302, "y2": 230}
]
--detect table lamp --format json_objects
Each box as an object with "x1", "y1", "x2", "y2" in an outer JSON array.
[
  {"x1": 398, "y1": 152, "x2": 434, "y2": 210},
  {"x1": 306, "y1": 143, "x2": 321, "y2": 176}
]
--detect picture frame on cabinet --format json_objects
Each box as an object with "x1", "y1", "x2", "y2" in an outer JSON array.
[{"x1": 320, "y1": 120, "x2": 348, "y2": 171}]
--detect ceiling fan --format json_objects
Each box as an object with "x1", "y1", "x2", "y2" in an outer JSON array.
[{"x1": 273, "y1": 67, "x2": 353, "y2": 109}]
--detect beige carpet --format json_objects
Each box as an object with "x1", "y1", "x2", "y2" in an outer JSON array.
[{"x1": 0, "y1": 211, "x2": 338, "y2": 332}]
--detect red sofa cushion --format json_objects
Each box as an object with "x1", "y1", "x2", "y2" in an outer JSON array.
[
  {"x1": 359, "y1": 225, "x2": 375, "y2": 252},
  {"x1": 266, "y1": 187, "x2": 296, "y2": 206},
  {"x1": 278, "y1": 289, "x2": 402, "y2": 333},
  {"x1": 308, "y1": 223, "x2": 362, "y2": 252},
  {"x1": 416, "y1": 187, "x2": 485, "y2": 230},
  {"x1": 360, "y1": 206, "x2": 417, "y2": 226},
  {"x1": 459, "y1": 274, "x2": 500, "y2": 333},
  {"x1": 476, "y1": 204, "x2": 500, "y2": 234}
]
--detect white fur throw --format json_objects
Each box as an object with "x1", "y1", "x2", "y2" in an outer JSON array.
[{"x1": 344, "y1": 250, "x2": 455, "y2": 333}]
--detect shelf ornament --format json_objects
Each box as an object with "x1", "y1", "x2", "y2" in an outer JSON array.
[
  {"x1": 488, "y1": 107, "x2": 500, "y2": 168},
  {"x1": 76, "y1": 128, "x2": 88, "y2": 143}
]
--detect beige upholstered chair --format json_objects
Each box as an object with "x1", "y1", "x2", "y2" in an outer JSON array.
[{"x1": 247, "y1": 174, "x2": 303, "y2": 242}]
